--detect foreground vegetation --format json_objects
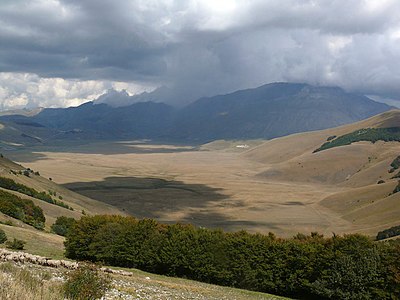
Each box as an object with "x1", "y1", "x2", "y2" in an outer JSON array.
[
  {"x1": 0, "y1": 259, "x2": 285, "y2": 300},
  {"x1": 0, "y1": 262, "x2": 63, "y2": 300},
  {"x1": 313, "y1": 127, "x2": 400, "y2": 152},
  {"x1": 65, "y1": 215, "x2": 400, "y2": 299}
]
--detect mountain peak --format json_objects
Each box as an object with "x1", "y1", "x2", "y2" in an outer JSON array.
[{"x1": 95, "y1": 89, "x2": 131, "y2": 107}]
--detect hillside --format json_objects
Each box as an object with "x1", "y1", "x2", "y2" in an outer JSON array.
[
  {"x1": 0, "y1": 255, "x2": 287, "y2": 300},
  {"x1": 243, "y1": 109, "x2": 400, "y2": 235},
  {"x1": 0, "y1": 83, "x2": 392, "y2": 145},
  {"x1": 0, "y1": 154, "x2": 123, "y2": 257}
]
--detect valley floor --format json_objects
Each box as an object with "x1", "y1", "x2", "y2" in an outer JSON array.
[{"x1": 7, "y1": 140, "x2": 364, "y2": 237}]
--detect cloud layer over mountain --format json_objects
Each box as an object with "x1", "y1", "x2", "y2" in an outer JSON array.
[{"x1": 1, "y1": 0, "x2": 400, "y2": 109}]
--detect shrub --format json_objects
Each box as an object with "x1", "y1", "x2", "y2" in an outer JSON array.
[
  {"x1": 376, "y1": 225, "x2": 400, "y2": 240},
  {"x1": 51, "y1": 216, "x2": 76, "y2": 236},
  {"x1": 389, "y1": 155, "x2": 400, "y2": 173},
  {"x1": 392, "y1": 181, "x2": 400, "y2": 195},
  {"x1": 0, "y1": 228, "x2": 7, "y2": 243},
  {"x1": 326, "y1": 135, "x2": 336, "y2": 141},
  {"x1": 6, "y1": 238, "x2": 26, "y2": 250},
  {"x1": 63, "y1": 264, "x2": 111, "y2": 300}
]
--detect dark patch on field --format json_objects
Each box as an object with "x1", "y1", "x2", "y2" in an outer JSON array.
[{"x1": 64, "y1": 176, "x2": 243, "y2": 228}]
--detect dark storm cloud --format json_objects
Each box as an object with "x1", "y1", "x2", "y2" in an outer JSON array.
[{"x1": 1, "y1": 0, "x2": 400, "y2": 107}]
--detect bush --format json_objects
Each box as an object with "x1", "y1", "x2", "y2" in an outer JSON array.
[
  {"x1": 0, "y1": 228, "x2": 7, "y2": 243},
  {"x1": 392, "y1": 181, "x2": 400, "y2": 195},
  {"x1": 6, "y1": 238, "x2": 26, "y2": 250},
  {"x1": 51, "y1": 216, "x2": 76, "y2": 236},
  {"x1": 63, "y1": 264, "x2": 111, "y2": 300},
  {"x1": 376, "y1": 225, "x2": 400, "y2": 240},
  {"x1": 390, "y1": 156, "x2": 400, "y2": 173},
  {"x1": 326, "y1": 135, "x2": 336, "y2": 141}
]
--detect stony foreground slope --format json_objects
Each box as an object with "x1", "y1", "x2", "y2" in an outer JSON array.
[{"x1": 0, "y1": 250, "x2": 286, "y2": 300}]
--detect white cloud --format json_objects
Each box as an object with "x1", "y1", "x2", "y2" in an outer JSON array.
[{"x1": 0, "y1": 72, "x2": 156, "y2": 110}]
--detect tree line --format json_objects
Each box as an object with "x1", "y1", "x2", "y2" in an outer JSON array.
[
  {"x1": 0, "y1": 176, "x2": 73, "y2": 210},
  {"x1": 0, "y1": 190, "x2": 45, "y2": 229},
  {"x1": 313, "y1": 127, "x2": 400, "y2": 152},
  {"x1": 64, "y1": 215, "x2": 400, "y2": 299}
]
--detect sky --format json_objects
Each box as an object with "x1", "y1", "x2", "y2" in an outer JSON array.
[{"x1": 1, "y1": 0, "x2": 400, "y2": 109}]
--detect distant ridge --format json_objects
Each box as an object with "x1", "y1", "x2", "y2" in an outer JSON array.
[{"x1": 0, "y1": 82, "x2": 392, "y2": 145}]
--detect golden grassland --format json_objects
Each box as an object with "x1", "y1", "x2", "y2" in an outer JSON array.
[{"x1": 5, "y1": 110, "x2": 400, "y2": 238}]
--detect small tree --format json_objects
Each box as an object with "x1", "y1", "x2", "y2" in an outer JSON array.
[
  {"x1": 51, "y1": 216, "x2": 76, "y2": 236},
  {"x1": 6, "y1": 238, "x2": 26, "y2": 250},
  {"x1": 64, "y1": 264, "x2": 111, "y2": 300},
  {"x1": 0, "y1": 229, "x2": 7, "y2": 243}
]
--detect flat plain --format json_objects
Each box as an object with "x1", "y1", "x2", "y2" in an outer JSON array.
[{"x1": 7, "y1": 110, "x2": 400, "y2": 238}]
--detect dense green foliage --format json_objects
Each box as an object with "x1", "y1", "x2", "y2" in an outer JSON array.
[
  {"x1": 51, "y1": 216, "x2": 76, "y2": 236},
  {"x1": 377, "y1": 225, "x2": 400, "y2": 240},
  {"x1": 0, "y1": 228, "x2": 7, "y2": 243},
  {"x1": 0, "y1": 190, "x2": 45, "y2": 229},
  {"x1": 313, "y1": 127, "x2": 400, "y2": 152},
  {"x1": 64, "y1": 264, "x2": 111, "y2": 300},
  {"x1": 6, "y1": 238, "x2": 26, "y2": 250},
  {"x1": 0, "y1": 176, "x2": 73, "y2": 210},
  {"x1": 65, "y1": 215, "x2": 400, "y2": 299}
]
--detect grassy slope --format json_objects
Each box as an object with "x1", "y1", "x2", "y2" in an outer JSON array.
[
  {"x1": 0, "y1": 154, "x2": 122, "y2": 257},
  {"x1": 0, "y1": 155, "x2": 123, "y2": 220},
  {"x1": 0, "y1": 224, "x2": 65, "y2": 258},
  {"x1": 243, "y1": 109, "x2": 400, "y2": 235},
  {"x1": 0, "y1": 261, "x2": 289, "y2": 300}
]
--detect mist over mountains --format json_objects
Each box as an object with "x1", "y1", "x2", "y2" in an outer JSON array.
[{"x1": 0, "y1": 83, "x2": 392, "y2": 145}]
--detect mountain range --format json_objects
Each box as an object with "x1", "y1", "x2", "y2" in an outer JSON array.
[{"x1": 0, "y1": 82, "x2": 392, "y2": 146}]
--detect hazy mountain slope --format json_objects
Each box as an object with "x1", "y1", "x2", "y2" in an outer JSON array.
[
  {"x1": 33, "y1": 101, "x2": 176, "y2": 140},
  {"x1": 0, "y1": 82, "x2": 391, "y2": 143},
  {"x1": 0, "y1": 115, "x2": 60, "y2": 149},
  {"x1": 172, "y1": 83, "x2": 391, "y2": 141}
]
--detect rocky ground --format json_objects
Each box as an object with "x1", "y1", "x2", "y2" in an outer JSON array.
[{"x1": 0, "y1": 249, "x2": 287, "y2": 300}]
